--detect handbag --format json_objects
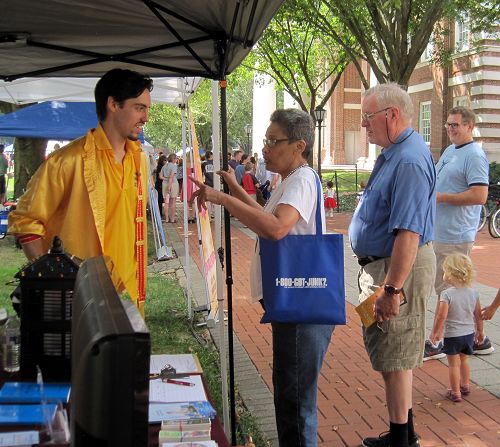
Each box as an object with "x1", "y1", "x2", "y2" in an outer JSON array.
[{"x1": 259, "y1": 173, "x2": 346, "y2": 325}]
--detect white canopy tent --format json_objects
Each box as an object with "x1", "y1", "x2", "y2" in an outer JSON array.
[
  {"x1": 0, "y1": 1, "x2": 286, "y2": 443},
  {"x1": 0, "y1": 76, "x2": 201, "y2": 105}
]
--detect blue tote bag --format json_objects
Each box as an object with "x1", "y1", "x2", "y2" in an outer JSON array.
[{"x1": 259, "y1": 174, "x2": 346, "y2": 325}]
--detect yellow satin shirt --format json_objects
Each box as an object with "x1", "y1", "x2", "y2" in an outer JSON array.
[{"x1": 8, "y1": 125, "x2": 148, "y2": 314}]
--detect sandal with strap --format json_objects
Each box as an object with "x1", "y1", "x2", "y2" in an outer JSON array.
[
  {"x1": 446, "y1": 389, "x2": 462, "y2": 402},
  {"x1": 460, "y1": 384, "x2": 471, "y2": 396}
]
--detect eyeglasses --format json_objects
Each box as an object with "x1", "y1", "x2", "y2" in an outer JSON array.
[
  {"x1": 361, "y1": 107, "x2": 391, "y2": 122},
  {"x1": 444, "y1": 122, "x2": 466, "y2": 130},
  {"x1": 262, "y1": 138, "x2": 290, "y2": 148}
]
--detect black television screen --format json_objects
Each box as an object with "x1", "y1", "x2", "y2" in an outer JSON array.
[{"x1": 70, "y1": 256, "x2": 150, "y2": 447}]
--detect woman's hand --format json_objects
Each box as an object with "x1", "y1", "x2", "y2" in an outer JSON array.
[
  {"x1": 217, "y1": 167, "x2": 238, "y2": 189},
  {"x1": 189, "y1": 176, "x2": 224, "y2": 210}
]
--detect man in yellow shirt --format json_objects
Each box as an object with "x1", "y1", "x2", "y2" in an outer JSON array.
[{"x1": 8, "y1": 68, "x2": 152, "y2": 315}]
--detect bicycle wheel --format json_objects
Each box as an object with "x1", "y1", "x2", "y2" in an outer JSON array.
[
  {"x1": 478, "y1": 204, "x2": 487, "y2": 231},
  {"x1": 488, "y1": 207, "x2": 500, "y2": 238}
]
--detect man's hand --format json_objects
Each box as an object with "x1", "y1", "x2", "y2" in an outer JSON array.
[
  {"x1": 374, "y1": 292, "x2": 401, "y2": 322},
  {"x1": 481, "y1": 305, "x2": 498, "y2": 321}
]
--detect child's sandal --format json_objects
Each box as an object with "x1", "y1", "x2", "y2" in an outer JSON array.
[
  {"x1": 460, "y1": 384, "x2": 471, "y2": 396},
  {"x1": 446, "y1": 389, "x2": 462, "y2": 402}
]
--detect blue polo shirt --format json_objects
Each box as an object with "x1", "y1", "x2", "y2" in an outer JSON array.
[
  {"x1": 434, "y1": 141, "x2": 489, "y2": 243},
  {"x1": 349, "y1": 128, "x2": 436, "y2": 258}
]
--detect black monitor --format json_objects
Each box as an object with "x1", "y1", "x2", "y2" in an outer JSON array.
[{"x1": 70, "y1": 256, "x2": 150, "y2": 447}]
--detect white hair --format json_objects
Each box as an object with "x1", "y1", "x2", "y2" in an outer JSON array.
[{"x1": 363, "y1": 83, "x2": 414, "y2": 122}]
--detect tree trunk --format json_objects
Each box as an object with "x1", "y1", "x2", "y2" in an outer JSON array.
[
  {"x1": 1, "y1": 101, "x2": 48, "y2": 198},
  {"x1": 13, "y1": 138, "x2": 47, "y2": 198}
]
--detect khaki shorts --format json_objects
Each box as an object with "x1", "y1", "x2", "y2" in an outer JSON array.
[
  {"x1": 433, "y1": 241, "x2": 473, "y2": 295},
  {"x1": 162, "y1": 180, "x2": 180, "y2": 201},
  {"x1": 358, "y1": 243, "x2": 436, "y2": 372}
]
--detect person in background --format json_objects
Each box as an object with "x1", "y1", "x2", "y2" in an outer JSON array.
[
  {"x1": 8, "y1": 68, "x2": 153, "y2": 315},
  {"x1": 0, "y1": 144, "x2": 8, "y2": 204},
  {"x1": 228, "y1": 149, "x2": 243, "y2": 170},
  {"x1": 235, "y1": 153, "x2": 249, "y2": 185},
  {"x1": 179, "y1": 157, "x2": 196, "y2": 224},
  {"x1": 190, "y1": 109, "x2": 334, "y2": 447},
  {"x1": 355, "y1": 179, "x2": 368, "y2": 208},
  {"x1": 425, "y1": 107, "x2": 490, "y2": 361},
  {"x1": 176, "y1": 156, "x2": 183, "y2": 189},
  {"x1": 161, "y1": 153, "x2": 179, "y2": 223},
  {"x1": 201, "y1": 150, "x2": 215, "y2": 218},
  {"x1": 154, "y1": 155, "x2": 167, "y2": 219},
  {"x1": 349, "y1": 83, "x2": 436, "y2": 447},
  {"x1": 241, "y1": 161, "x2": 260, "y2": 201},
  {"x1": 430, "y1": 253, "x2": 484, "y2": 402},
  {"x1": 324, "y1": 180, "x2": 337, "y2": 217}
]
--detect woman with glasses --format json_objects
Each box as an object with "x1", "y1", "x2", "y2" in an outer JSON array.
[{"x1": 191, "y1": 109, "x2": 334, "y2": 447}]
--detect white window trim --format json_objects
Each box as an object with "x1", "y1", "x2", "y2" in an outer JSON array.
[
  {"x1": 419, "y1": 101, "x2": 431, "y2": 146},
  {"x1": 455, "y1": 16, "x2": 470, "y2": 53}
]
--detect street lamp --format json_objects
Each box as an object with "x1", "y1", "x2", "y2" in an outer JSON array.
[
  {"x1": 314, "y1": 106, "x2": 326, "y2": 181},
  {"x1": 244, "y1": 124, "x2": 252, "y2": 154}
]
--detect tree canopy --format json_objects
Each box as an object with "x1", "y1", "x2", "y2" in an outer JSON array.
[
  {"x1": 308, "y1": 0, "x2": 500, "y2": 86},
  {"x1": 247, "y1": 0, "x2": 351, "y2": 114}
]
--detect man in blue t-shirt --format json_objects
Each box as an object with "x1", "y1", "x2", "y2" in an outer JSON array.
[
  {"x1": 424, "y1": 107, "x2": 491, "y2": 361},
  {"x1": 349, "y1": 83, "x2": 436, "y2": 447}
]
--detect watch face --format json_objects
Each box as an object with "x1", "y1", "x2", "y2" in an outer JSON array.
[{"x1": 384, "y1": 285, "x2": 400, "y2": 295}]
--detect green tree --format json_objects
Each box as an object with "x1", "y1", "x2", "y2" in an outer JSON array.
[
  {"x1": 309, "y1": 0, "x2": 500, "y2": 87},
  {"x1": 248, "y1": 0, "x2": 351, "y2": 114},
  {"x1": 0, "y1": 101, "x2": 47, "y2": 198},
  {"x1": 144, "y1": 69, "x2": 254, "y2": 153}
]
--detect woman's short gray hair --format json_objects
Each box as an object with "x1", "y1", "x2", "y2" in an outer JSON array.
[
  {"x1": 270, "y1": 108, "x2": 315, "y2": 159},
  {"x1": 363, "y1": 83, "x2": 414, "y2": 122}
]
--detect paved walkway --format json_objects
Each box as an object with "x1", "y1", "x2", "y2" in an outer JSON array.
[{"x1": 161, "y1": 211, "x2": 500, "y2": 447}]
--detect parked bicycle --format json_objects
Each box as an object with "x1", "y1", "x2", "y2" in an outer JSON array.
[{"x1": 478, "y1": 184, "x2": 500, "y2": 238}]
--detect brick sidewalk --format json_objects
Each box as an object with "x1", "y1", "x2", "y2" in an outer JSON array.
[{"x1": 172, "y1": 211, "x2": 500, "y2": 446}]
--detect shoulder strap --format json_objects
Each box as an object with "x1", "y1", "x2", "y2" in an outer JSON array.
[{"x1": 304, "y1": 166, "x2": 323, "y2": 236}]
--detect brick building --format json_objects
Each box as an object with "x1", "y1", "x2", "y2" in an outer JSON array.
[{"x1": 323, "y1": 20, "x2": 500, "y2": 166}]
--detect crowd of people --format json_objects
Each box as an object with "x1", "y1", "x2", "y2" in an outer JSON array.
[
  {"x1": 5, "y1": 67, "x2": 499, "y2": 447},
  {"x1": 192, "y1": 85, "x2": 499, "y2": 447}
]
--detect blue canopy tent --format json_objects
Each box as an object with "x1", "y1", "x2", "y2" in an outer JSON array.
[{"x1": 0, "y1": 101, "x2": 97, "y2": 140}]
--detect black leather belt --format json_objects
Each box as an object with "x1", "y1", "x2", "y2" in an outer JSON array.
[{"x1": 357, "y1": 255, "x2": 383, "y2": 267}]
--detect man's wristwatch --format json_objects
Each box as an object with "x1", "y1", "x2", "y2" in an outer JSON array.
[{"x1": 384, "y1": 284, "x2": 402, "y2": 295}]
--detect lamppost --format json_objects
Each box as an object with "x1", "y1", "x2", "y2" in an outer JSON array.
[
  {"x1": 314, "y1": 106, "x2": 326, "y2": 181},
  {"x1": 244, "y1": 124, "x2": 252, "y2": 154}
]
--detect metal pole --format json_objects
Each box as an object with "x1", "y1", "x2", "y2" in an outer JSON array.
[
  {"x1": 334, "y1": 170, "x2": 340, "y2": 213},
  {"x1": 317, "y1": 120, "x2": 322, "y2": 182},
  {"x1": 220, "y1": 79, "x2": 237, "y2": 445}
]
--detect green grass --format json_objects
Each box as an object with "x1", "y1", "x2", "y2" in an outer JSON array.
[
  {"x1": 321, "y1": 168, "x2": 371, "y2": 212},
  {"x1": 145, "y1": 273, "x2": 268, "y2": 446},
  {"x1": 0, "y1": 235, "x2": 25, "y2": 314}
]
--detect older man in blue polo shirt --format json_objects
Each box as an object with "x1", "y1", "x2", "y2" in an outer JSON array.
[{"x1": 349, "y1": 83, "x2": 436, "y2": 447}]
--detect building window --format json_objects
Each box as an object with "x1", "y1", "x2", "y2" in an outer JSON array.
[
  {"x1": 455, "y1": 16, "x2": 470, "y2": 52},
  {"x1": 420, "y1": 37, "x2": 433, "y2": 62},
  {"x1": 419, "y1": 102, "x2": 431, "y2": 145},
  {"x1": 453, "y1": 96, "x2": 469, "y2": 108}
]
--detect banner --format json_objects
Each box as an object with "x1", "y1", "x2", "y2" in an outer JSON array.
[{"x1": 189, "y1": 114, "x2": 218, "y2": 322}]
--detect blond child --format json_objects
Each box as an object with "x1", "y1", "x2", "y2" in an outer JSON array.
[{"x1": 430, "y1": 253, "x2": 484, "y2": 402}]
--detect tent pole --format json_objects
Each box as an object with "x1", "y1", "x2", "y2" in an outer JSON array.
[
  {"x1": 212, "y1": 80, "x2": 230, "y2": 436},
  {"x1": 181, "y1": 104, "x2": 193, "y2": 319},
  {"x1": 220, "y1": 78, "x2": 236, "y2": 445}
]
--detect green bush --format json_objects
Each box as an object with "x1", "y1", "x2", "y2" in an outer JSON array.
[{"x1": 490, "y1": 162, "x2": 500, "y2": 185}]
